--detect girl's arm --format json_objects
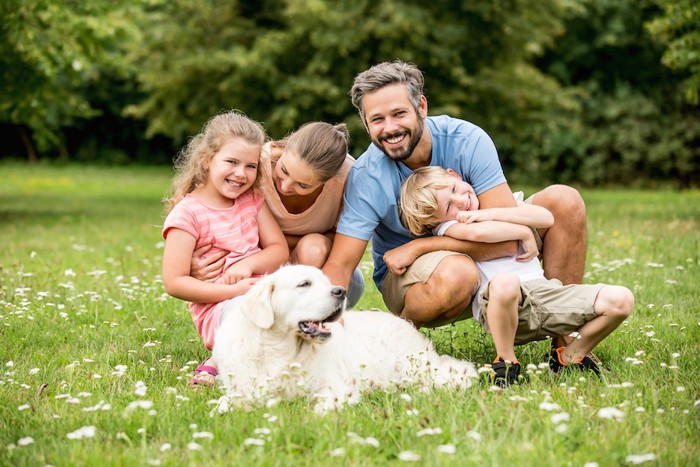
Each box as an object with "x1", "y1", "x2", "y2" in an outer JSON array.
[
  {"x1": 223, "y1": 202, "x2": 289, "y2": 283},
  {"x1": 162, "y1": 228, "x2": 255, "y2": 303},
  {"x1": 457, "y1": 203, "x2": 553, "y2": 229}
]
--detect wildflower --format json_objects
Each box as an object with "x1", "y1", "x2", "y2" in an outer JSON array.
[
  {"x1": 192, "y1": 432, "x2": 214, "y2": 439},
  {"x1": 160, "y1": 443, "x2": 171, "y2": 452},
  {"x1": 539, "y1": 401, "x2": 561, "y2": 411},
  {"x1": 243, "y1": 438, "x2": 264, "y2": 446},
  {"x1": 18, "y1": 404, "x2": 31, "y2": 411},
  {"x1": 187, "y1": 442, "x2": 203, "y2": 451},
  {"x1": 125, "y1": 400, "x2": 153, "y2": 412},
  {"x1": 17, "y1": 437, "x2": 34, "y2": 446},
  {"x1": 135, "y1": 381, "x2": 147, "y2": 396},
  {"x1": 29, "y1": 368, "x2": 39, "y2": 375},
  {"x1": 438, "y1": 444, "x2": 457, "y2": 454},
  {"x1": 330, "y1": 448, "x2": 345, "y2": 457},
  {"x1": 416, "y1": 427, "x2": 442, "y2": 437},
  {"x1": 67, "y1": 426, "x2": 97, "y2": 440},
  {"x1": 466, "y1": 431, "x2": 481, "y2": 442},
  {"x1": 398, "y1": 451, "x2": 421, "y2": 462},
  {"x1": 597, "y1": 407, "x2": 624, "y2": 420},
  {"x1": 551, "y1": 413, "x2": 570, "y2": 424},
  {"x1": 625, "y1": 453, "x2": 656, "y2": 464}
]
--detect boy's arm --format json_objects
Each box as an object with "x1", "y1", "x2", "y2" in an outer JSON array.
[
  {"x1": 457, "y1": 203, "x2": 553, "y2": 229},
  {"x1": 443, "y1": 220, "x2": 533, "y2": 244}
]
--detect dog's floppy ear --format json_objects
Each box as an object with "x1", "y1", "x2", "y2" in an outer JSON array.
[{"x1": 240, "y1": 275, "x2": 275, "y2": 329}]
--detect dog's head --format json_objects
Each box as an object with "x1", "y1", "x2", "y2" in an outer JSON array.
[{"x1": 241, "y1": 265, "x2": 346, "y2": 342}]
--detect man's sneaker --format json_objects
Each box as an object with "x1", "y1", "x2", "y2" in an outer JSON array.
[
  {"x1": 548, "y1": 347, "x2": 601, "y2": 376},
  {"x1": 491, "y1": 357, "x2": 521, "y2": 387}
]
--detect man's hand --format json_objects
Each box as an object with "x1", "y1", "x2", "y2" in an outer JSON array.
[
  {"x1": 190, "y1": 240, "x2": 227, "y2": 281},
  {"x1": 383, "y1": 243, "x2": 419, "y2": 276}
]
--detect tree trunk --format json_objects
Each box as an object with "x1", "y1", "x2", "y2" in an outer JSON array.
[{"x1": 17, "y1": 125, "x2": 38, "y2": 163}]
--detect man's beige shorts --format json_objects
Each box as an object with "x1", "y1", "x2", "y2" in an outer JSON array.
[
  {"x1": 479, "y1": 278, "x2": 605, "y2": 345},
  {"x1": 381, "y1": 250, "x2": 475, "y2": 327}
]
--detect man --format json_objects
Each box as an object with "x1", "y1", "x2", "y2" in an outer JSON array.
[{"x1": 323, "y1": 60, "x2": 587, "y2": 339}]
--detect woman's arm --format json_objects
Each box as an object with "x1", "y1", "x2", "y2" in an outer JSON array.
[{"x1": 162, "y1": 229, "x2": 256, "y2": 303}]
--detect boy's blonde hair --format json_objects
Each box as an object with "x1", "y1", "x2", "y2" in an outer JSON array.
[
  {"x1": 163, "y1": 110, "x2": 267, "y2": 212},
  {"x1": 274, "y1": 122, "x2": 350, "y2": 182},
  {"x1": 399, "y1": 166, "x2": 453, "y2": 236}
]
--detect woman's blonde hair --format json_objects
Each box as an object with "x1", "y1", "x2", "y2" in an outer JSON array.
[
  {"x1": 399, "y1": 166, "x2": 452, "y2": 236},
  {"x1": 275, "y1": 122, "x2": 349, "y2": 182},
  {"x1": 163, "y1": 110, "x2": 267, "y2": 212}
]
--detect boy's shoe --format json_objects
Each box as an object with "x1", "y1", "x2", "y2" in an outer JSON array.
[
  {"x1": 491, "y1": 357, "x2": 521, "y2": 387},
  {"x1": 548, "y1": 347, "x2": 601, "y2": 376}
]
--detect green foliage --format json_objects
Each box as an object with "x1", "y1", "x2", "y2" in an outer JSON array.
[
  {"x1": 0, "y1": 0, "x2": 139, "y2": 157},
  {"x1": 646, "y1": 0, "x2": 700, "y2": 104},
  {"x1": 529, "y1": 0, "x2": 700, "y2": 188},
  {"x1": 0, "y1": 0, "x2": 697, "y2": 186},
  {"x1": 127, "y1": 0, "x2": 576, "y2": 152}
]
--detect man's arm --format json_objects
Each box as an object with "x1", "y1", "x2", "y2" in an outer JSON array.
[
  {"x1": 383, "y1": 235, "x2": 514, "y2": 275},
  {"x1": 322, "y1": 233, "x2": 368, "y2": 288}
]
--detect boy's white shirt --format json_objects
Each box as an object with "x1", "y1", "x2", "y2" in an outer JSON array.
[{"x1": 432, "y1": 192, "x2": 545, "y2": 321}]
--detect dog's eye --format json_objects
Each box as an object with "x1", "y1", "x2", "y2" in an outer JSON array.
[{"x1": 297, "y1": 280, "x2": 311, "y2": 288}]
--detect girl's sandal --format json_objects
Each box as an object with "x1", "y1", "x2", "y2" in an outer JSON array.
[{"x1": 188, "y1": 359, "x2": 218, "y2": 389}]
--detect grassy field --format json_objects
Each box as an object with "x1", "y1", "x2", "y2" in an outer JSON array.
[{"x1": 1, "y1": 163, "x2": 698, "y2": 466}]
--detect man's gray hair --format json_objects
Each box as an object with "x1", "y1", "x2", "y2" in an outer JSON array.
[{"x1": 350, "y1": 60, "x2": 425, "y2": 122}]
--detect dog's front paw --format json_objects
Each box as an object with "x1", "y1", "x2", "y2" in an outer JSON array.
[{"x1": 311, "y1": 390, "x2": 347, "y2": 414}]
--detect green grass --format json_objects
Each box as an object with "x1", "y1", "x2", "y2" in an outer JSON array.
[{"x1": 1, "y1": 163, "x2": 698, "y2": 466}]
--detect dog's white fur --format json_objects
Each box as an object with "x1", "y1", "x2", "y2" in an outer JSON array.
[{"x1": 212, "y1": 265, "x2": 477, "y2": 413}]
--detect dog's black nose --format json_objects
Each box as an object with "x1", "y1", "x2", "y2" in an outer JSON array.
[{"x1": 331, "y1": 286, "x2": 346, "y2": 298}]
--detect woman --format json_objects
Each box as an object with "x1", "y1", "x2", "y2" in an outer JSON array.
[{"x1": 191, "y1": 121, "x2": 365, "y2": 307}]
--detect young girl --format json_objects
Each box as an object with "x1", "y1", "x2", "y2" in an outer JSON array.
[{"x1": 161, "y1": 110, "x2": 289, "y2": 388}]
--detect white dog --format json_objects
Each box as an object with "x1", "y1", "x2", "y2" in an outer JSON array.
[{"x1": 212, "y1": 265, "x2": 477, "y2": 413}]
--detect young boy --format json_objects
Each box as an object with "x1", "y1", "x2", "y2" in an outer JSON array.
[{"x1": 399, "y1": 167, "x2": 634, "y2": 387}]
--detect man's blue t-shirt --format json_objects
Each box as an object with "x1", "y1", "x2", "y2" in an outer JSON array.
[{"x1": 337, "y1": 115, "x2": 506, "y2": 290}]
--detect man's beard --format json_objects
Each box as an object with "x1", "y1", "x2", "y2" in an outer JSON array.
[{"x1": 375, "y1": 118, "x2": 424, "y2": 162}]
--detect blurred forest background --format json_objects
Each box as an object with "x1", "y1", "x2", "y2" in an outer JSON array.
[{"x1": 1, "y1": 0, "x2": 698, "y2": 187}]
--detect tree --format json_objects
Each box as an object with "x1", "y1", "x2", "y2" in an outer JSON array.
[
  {"x1": 0, "y1": 0, "x2": 138, "y2": 160},
  {"x1": 646, "y1": 0, "x2": 700, "y2": 104},
  {"x1": 127, "y1": 0, "x2": 577, "y2": 158}
]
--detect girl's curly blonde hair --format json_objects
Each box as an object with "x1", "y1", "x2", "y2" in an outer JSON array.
[
  {"x1": 399, "y1": 166, "x2": 453, "y2": 236},
  {"x1": 163, "y1": 110, "x2": 267, "y2": 212}
]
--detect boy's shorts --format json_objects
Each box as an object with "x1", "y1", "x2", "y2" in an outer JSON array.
[
  {"x1": 478, "y1": 278, "x2": 605, "y2": 345},
  {"x1": 381, "y1": 250, "x2": 475, "y2": 327}
]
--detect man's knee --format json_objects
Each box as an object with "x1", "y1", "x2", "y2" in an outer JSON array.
[
  {"x1": 430, "y1": 255, "x2": 480, "y2": 297},
  {"x1": 538, "y1": 185, "x2": 586, "y2": 221}
]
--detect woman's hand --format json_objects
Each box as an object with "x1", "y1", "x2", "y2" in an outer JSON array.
[{"x1": 190, "y1": 240, "x2": 227, "y2": 281}]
